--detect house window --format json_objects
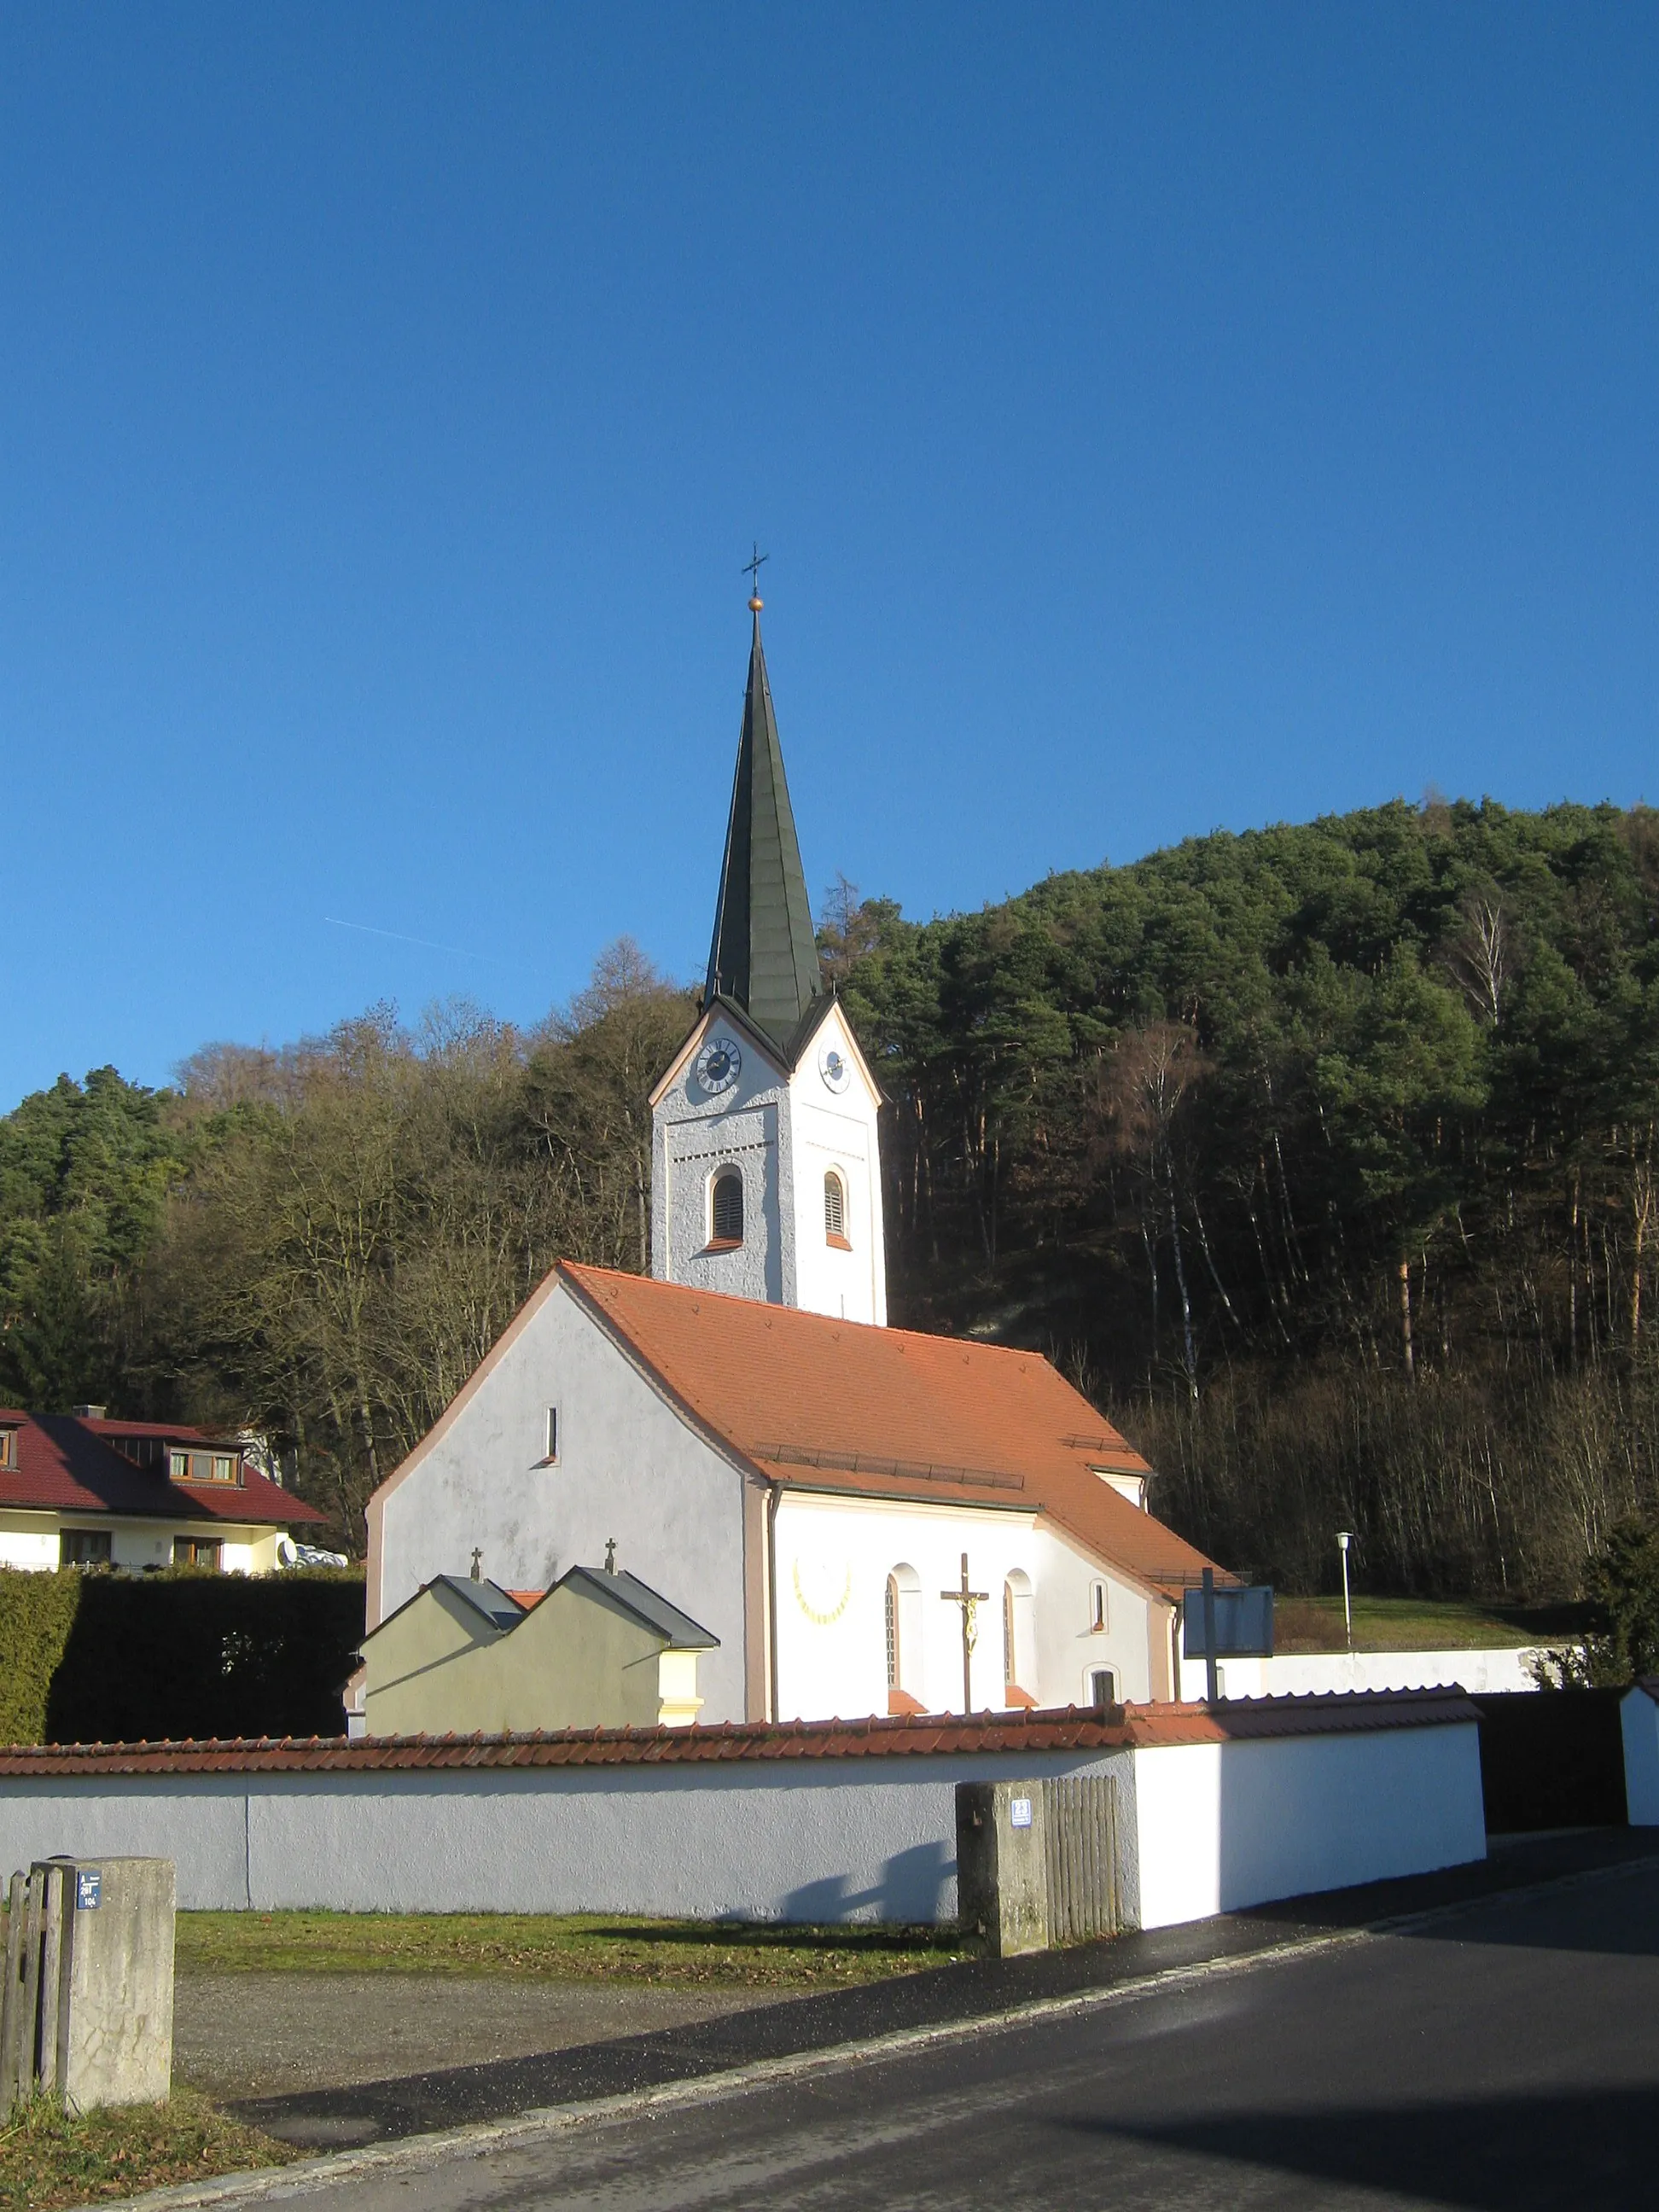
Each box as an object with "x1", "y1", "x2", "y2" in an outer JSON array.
[
  {"x1": 212, "y1": 1454, "x2": 238, "y2": 1484},
  {"x1": 174, "y1": 1537, "x2": 221, "y2": 1570},
  {"x1": 61, "y1": 1528, "x2": 113, "y2": 1566},
  {"x1": 1089, "y1": 1667, "x2": 1117, "y2": 1708},
  {"x1": 1089, "y1": 1580, "x2": 1109, "y2": 1633},
  {"x1": 710, "y1": 1169, "x2": 744, "y2": 1246},
  {"x1": 0, "y1": 1428, "x2": 16, "y2": 1471},
  {"x1": 824, "y1": 1171, "x2": 848, "y2": 1247},
  {"x1": 544, "y1": 1407, "x2": 560, "y2": 1464}
]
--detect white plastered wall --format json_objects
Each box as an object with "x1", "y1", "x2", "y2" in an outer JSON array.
[
  {"x1": 0, "y1": 1719, "x2": 1481, "y2": 1924},
  {"x1": 372, "y1": 1280, "x2": 752, "y2": 1722},
  {"x1": 0, "y1": 1516, "x2": 279, "y2": 1576},
  {"x1": 652, "y1": 1015, "x2": 793, "y2": 1306},
  {"x1": 786, "y1": 1003, "x2": 887, "y2": 1326},
  {"x1": 772, "y1": 1493, "x2": 1158, "y2": 1719},
  {"x1": 1132, "y1": 1722, "x2": 1487, "y2": 1928},
  {"x1": 1179, "y1": 1648, "x2": 1545, "y2": 1701}
]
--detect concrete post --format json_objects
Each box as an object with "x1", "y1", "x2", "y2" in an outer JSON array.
[
  {"x1": 49, "y1": 1859, "x2": 176, "y2": 2109},
  {"x1": 956, "y1": 1780, "x2": 1049, "y2": 1956},
  {"x1": 1, "y1": 1858, "x2": 174, "y2": 2114}
]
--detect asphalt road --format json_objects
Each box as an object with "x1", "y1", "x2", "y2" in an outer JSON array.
[{"x1": 276, "y1": 1860, "x2": 1659, "y2": 2211}]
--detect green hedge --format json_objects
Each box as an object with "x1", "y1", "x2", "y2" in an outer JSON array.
[{"x1": 0, "y1": 1568, "x2": 366, "y2": 1746}]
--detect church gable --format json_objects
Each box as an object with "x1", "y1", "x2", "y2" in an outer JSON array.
[{"x1": 364, "y1": 1272, "x2": 755, "y2": 1721}]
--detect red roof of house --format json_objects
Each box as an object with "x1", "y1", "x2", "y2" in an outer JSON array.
[
  {"x1": 558, "y1": 1264, "x2": 1226, "y2": 1599},
  {"x1": 0, "y1": 1411, "x2": 327, "y2": 1528},
  {"x1": 0, "y1": 1691, "x2": 1478, "y2": 1771}
]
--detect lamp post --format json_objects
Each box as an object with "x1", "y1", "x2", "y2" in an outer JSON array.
[{"x1": 1336, "y1": 1531, "x2": 1353, "y2": 1649}]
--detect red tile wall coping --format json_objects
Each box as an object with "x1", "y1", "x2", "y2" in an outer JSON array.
[{"x1": 0, "y1": 1691, "x2": 1478, "y2": 1776}]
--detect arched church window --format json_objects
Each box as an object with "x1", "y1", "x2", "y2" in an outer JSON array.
[
  {"x1": 710, "y1": 1169, "x2": 744, "y2": 1246},
  {"x1": 824, "y1": 1171, "x2": 848, "y2": 1246},
  {"x1": 886, "y1": 1563, "x2": 923, "y2": 1711},
  {"x1": 1003, "y1": 1570, "x2": 1035, "y2": 1701}
]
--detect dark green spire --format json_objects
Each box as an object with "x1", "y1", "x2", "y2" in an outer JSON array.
[{"x1": 705, "y1": 606, "x2": 823, "y2": 1048}]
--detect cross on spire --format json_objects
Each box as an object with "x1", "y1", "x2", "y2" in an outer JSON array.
[
  {"x1": 742, "y1": 543, "x2": 768, "y2": 607},
  {"x1": 940, "y1": 1551, "x2": 990, "y2": 1715}
]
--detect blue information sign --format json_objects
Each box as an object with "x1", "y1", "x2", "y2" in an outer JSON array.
[
  {"x1": 1181, "y1": 1585, "x2": 1275, "y2": 1659},
  {"x1": 76, "y1": 1868, "x2": 102, "y2": 1911}
]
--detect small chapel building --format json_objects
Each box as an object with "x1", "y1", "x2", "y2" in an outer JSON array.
[{"x1": 364, "y1": 592, "x2": 1227, "y2": 1721}]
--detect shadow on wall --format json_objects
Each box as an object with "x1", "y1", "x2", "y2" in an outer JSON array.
[{"x1": 783, "y1": 1841, "x2": 953, "y2": 1925}]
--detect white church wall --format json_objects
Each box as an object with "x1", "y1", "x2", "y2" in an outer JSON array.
[
  {"x1": 773, "y1": 1492, "x2": 1042, "y2": 1720},
  {"x1": 1031, "y1": 1527, "x2": 1158, "y2": 1708},
  {"x1": 786, "y1": 1004, "x2": 887, "y2": 1326},
  {"x1": 372, "y1": 1281, "x2": 753, "y2": 1723},
  {"x1": 1132, "y1": 1721, "x2": 1486, "y2": 1930},
  {"x1": 771, "y1": 1493, "x2": 1161, "y2": 1720}
]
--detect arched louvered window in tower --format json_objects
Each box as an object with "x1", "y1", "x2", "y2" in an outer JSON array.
[
  {"x1": 710, "y1": 1169, "x2": 744, "y2": 1246},
  {"x1": 824, "y1": 1170, "x2": 847, "y2": 1245}
]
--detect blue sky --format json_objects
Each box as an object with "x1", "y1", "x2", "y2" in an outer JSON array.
[{"x1": 3, "y1": 5, "x2": 1655, "y2": 1109}]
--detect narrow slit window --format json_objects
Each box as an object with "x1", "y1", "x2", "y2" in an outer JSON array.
[
  {"x1": 1090, "y1": 1580, "x2": 1109, "y2": 1633},
  {"x1": 1003, "y1": 1582, "x2": 1016, "y2": 1684},
  {"x1": 711, "y1": 1170, "x2": 744, "y2": 1245},
  {"x1": 824, "y1": 1171, "x2": 847, "y2": 1245},
  {"x1": 544, "y1": 1407, "x2": 559, "y2": 1464},
  {"x1": 885, "y1": 1574, "x2": 900, "y2": 1689}
]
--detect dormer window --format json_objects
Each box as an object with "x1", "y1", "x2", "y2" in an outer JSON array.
[
  {"x1": 170, "y1": 1447, "x2": 242, "y2": 1485},
  {"x1": 709, "y1": 1169, "x2": 744, "y2": 1248},
  {"x1": 824, "y1": 1171, "x2": 849, "y2": 1248}
]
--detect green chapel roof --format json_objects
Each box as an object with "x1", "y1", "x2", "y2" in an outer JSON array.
[{"x1": 704, "y1": 605, "x2": 824, "y2": 1049}]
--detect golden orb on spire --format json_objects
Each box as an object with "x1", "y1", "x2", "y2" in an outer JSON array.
[{"x1": 748, "y1": 595, "x2": 763, "y2": 612}]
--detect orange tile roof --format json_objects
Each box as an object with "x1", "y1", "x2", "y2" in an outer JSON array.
[
  {"x1": 0, "y1": 1692, "x2": 1477, "y2": 1772},
  {"x1": 559, "y1": 1264, "x2": 1227, "y2": 1598}
]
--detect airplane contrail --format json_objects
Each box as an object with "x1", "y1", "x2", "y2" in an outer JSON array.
[{"x1": 323, "y1": 917, "x2": 484, "y2": 961}]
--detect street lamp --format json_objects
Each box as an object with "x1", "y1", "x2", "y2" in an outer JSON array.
[{"x1": 1336, "y1": 1531, "x2": 1353, "y2": 1650}]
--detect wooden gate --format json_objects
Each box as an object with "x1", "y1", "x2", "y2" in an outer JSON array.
[
  {"x1": 1042, "y1": 1774, "x2": 1123, "y2": 1942},
  {"x1": 1, "y1": 1862, "x2": 70, "y2": 2116}
]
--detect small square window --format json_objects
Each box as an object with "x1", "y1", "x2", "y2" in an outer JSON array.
[{"x1": 544, "y1": 1407, "x2": 559, "y2": 1464}]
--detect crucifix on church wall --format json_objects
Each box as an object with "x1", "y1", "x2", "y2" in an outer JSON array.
[{"x1": 940, "y1": 1551, "x2": 990, "y2": 1714}]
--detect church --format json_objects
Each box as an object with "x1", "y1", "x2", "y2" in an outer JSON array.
[{"x1": 364, "y1": 590, "x2": 1226, "y2": 1722}]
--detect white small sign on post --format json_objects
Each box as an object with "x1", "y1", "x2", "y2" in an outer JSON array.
[{"x1": 1010, "y1": 1796, "x2": 1033, "y2": 1829}]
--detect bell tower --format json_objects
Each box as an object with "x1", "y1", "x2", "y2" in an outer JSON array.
[{"x1": 648, "y1": 584, "x2": 888, "y2": 1324}]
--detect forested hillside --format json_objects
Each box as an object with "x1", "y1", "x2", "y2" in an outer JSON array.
[
  {"x1": 834, "y1": 797, "x2": 1659, "y2": 1598},
  {"x1": 3, "y1": 798, "x2": 1656, "y2": 1599}
]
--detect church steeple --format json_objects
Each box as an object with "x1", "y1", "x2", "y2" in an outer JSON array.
[{"x1": 704, "y1": 597, "x2": 823, "y2": 1049}]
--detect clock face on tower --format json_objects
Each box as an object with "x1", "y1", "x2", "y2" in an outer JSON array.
[
  {"x1": 695, "y1": 1037, "x2": 742, "y2": 1096},
  {"x1": 818, "y1": 1041, "x2": 851, "y2": 1093}
]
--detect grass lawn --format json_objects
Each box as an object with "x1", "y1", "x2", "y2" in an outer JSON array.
[
  {"x1": 177, "y1": 1909, "x2": 968, "y2": 1987},
  {"x1": 0, "y1": 2090, "x2": 294, "y2": 2212},
  {"x1": 1273, "y1": 1594, "x2": 1574, "y2": 1654}
]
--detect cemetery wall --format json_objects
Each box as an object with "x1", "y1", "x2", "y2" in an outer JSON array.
[{"x1": 0, "y1": 1696, "x2": 1483, "y2": 1930}]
